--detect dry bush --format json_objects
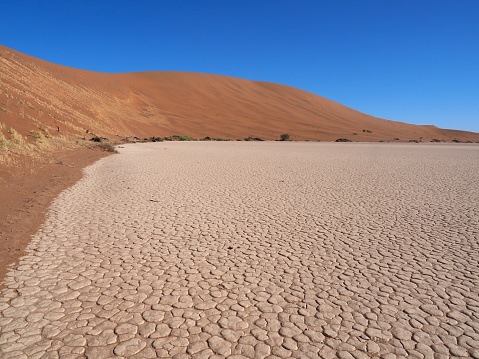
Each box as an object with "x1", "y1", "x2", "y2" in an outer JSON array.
[{"x1": 93, "y1": 142, "x2": 118, "y2": 153}]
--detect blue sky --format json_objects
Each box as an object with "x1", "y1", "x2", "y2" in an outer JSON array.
[{"x1": 2, "y1": 0, "x2": 478, "y2": 132}]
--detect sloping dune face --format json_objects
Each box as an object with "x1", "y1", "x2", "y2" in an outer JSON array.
[{"x1": 0, "y1": 45, "x2": 477, "y2": 142}]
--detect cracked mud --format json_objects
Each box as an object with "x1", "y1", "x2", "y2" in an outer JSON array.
[{"x1": 1, "y1": 142, "x2": 478, "y2": 358}]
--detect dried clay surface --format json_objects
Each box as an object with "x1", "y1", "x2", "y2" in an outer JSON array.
[{"x1": 0, "y1": 142, "x2": 478, "y2": 359}]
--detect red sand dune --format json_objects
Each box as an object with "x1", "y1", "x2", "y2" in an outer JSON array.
[{"x1": 1, "y1": 44, "x2": 478, "y2": 142}]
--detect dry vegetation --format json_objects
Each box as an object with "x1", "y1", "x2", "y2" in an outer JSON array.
[
  {"x1": 0, "y1": 122, "x2": 55, "y2": 163},
  {"x1": 0, "y1": 123, "x2": 119, "y2": 164}
]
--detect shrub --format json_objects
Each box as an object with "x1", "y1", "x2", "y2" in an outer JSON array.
[
  {"x1": 96, "y1": 142, "x2": 118, "y2": 153},
  {"x1": 280, "y1": 134, "x2": 290, "y2": 141},
  {"x1": 335, "y1": 138, "x2": 352, "y2": 142},
  {"x1": 165, "y1": 135, "x2": 196, "y2": 141},
  {"x1": 149, "y1": 137, "x2": 164, "y2": 142}
]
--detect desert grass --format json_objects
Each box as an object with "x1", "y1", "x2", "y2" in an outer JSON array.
[
  {"x1": 0, "y1": 122, "x2": 82, "y2": 164},
  {"x1": 82, "y1": 140, "x2": 119, "y2": 153}
]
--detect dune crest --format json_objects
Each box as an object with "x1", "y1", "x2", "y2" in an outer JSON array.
[{"x1": 0, "y1": 45, "x2": 477, "y2": 143}]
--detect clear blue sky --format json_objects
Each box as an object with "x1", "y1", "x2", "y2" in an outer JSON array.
[{"x1": 2, "y1": 0, "x2": 478, "y2": 132}]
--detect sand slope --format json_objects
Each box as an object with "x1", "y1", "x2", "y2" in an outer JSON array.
[{"x1": 1, "y1": 44, "x2": 478, "y2": 142}]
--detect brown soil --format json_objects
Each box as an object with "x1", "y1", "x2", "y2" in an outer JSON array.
[{"x1": 0, "y1": 148, "x2": 110, "y2": 290}]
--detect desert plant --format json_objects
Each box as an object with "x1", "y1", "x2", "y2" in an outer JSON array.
[
  {"x1": 335, "y1": 138, "x2": 352, "y2": 142},
  {"x1": 279, "y1": 134, "x2": 290, "y2": 141},
  {"x1": 29, "y1": 130, "x2": 42, "y2": 139},
  {"x1": 0, "y1": 126, "x2": 6, "y2": 147},
  {"x1": 149, "y1": 136, "x2": 164, "y2": 142},
  {"x1": 10, "y1": 128, "x2": 25, "y2": 145},
  {"x1": 165, "y1": 135, "x2": 196, "y2": 141},
  {"x1": 96, "y1": 142, "x2": 118, "y2": 153}
]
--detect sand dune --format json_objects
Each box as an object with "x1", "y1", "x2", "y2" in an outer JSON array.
[{"x1": 1, "y1": 44, "x2": 478, "y2": 142}]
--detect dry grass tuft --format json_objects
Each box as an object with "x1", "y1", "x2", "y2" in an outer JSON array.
[
  {"x1": 0, "y1": 123, "x2": 79, "y2": 164},
  {"x1": 0, "y1": 122, "x2": 122, "y2": 164},
  {"x1": 82, "y1": 139, "x2": 119, "y2": 153}
]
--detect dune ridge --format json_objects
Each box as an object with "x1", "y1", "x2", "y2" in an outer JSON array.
[{"x1": 1, "y1": 44, "x2": 478, "y2": 144}]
